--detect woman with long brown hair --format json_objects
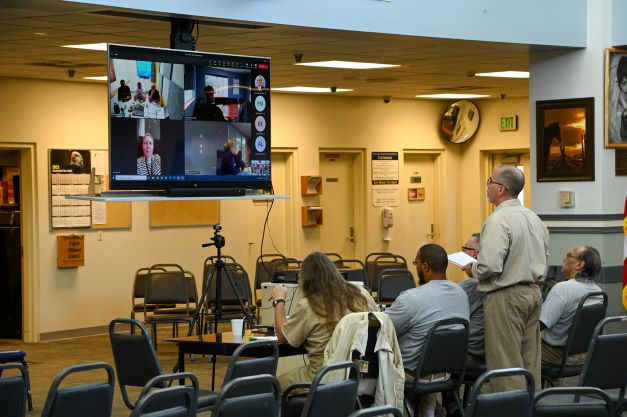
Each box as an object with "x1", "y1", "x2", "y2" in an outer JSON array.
[{"x1": 271, "y1": 251, "x2": 378, "y2": 389}]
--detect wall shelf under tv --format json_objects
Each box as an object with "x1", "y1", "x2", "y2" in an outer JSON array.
[{"x1": 65, "y1": 193, "x2": 289, "y2": 202}]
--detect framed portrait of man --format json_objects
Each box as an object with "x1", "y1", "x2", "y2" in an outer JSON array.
[{"x1": 605, "y1": 48, "x2": 627, "y2": 148}]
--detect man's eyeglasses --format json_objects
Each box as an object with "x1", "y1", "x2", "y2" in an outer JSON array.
[
  {"x1": 486, "y1": 177, "x2": 506, "y2": 188},
  {"x1": 462, "y1": 246, "x2": 477, "y2": 252},
  {"x1": 566, "y1": 252, "x2": 582, "y2": 261},
  {"x1": 412, "y1": 260, "x2": 423, "y2": 266}
]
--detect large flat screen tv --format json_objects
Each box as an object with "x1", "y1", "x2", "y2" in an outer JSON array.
[{"x1": 108, "y1": 44, "x2": 271, "y2": 195}]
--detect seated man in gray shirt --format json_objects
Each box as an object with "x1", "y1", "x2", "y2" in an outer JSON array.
[
  {"x1": 386, "y1": 243, "x2": 469, "y2": 417},
  {"x1": 540, "y1": 245, "x2": 603, "y2": 367},
  {"x1": 459, "y1": 233, "x2": 486, "y2": 370}
]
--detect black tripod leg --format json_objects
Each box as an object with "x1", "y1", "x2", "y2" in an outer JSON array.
[
  {"x1": 219, "y1": 264, "x2": 255, "y2": 329},
  {"x1": 187, "y1": 267, "x2": 216, "y2": 336}
]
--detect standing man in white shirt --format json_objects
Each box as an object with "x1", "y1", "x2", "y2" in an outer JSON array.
[{"x1": 463, "y1": 166, "x2": 549, "y2": 392}]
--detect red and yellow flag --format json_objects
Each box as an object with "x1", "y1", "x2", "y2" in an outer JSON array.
[{"x1": 623, "y1": 189, "x2": 627, "y2": 309}]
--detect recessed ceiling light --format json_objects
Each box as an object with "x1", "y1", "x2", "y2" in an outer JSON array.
[
  {"x1": 473, "y1": 71, "x2": 529, "y2": 78},
  {"x1": 62, "y1": 43, "x2": 107, "y2": 51},
  {"x1": 272, "y1": 86, "x2": 354, "y2": 93},
  {"x1": 83, "y1": 76, "x2": 108, "y2": 81},
  {"x1": 416, "y1": 93, "x2": 490, "y2": 99},
  {"x1": 33, "y1": 32, "x2": 47, "y2": 36},
  {"x1": 296, "y1": 60, "x2": 399, "y2": 69}
]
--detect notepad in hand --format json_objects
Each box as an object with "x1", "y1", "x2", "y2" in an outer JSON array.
[{"x1": 447, "y1": 251, "x2": 477, "y2": 267}]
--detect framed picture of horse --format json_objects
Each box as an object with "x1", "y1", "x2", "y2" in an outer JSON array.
[
  {"x1": 605, "y1": 48, "x2": 627, "y2": 148},
  {"x1": 536, "y1": 97, "x2": 595, "y2": 182}
]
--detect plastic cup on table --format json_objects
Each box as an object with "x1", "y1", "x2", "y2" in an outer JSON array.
[{"x1": 231, "y1": 318, "x2": 244, "y2": 338}]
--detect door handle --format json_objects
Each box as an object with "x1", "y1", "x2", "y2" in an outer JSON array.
[
  {"x1": 348, "y1": 226, "x2": 355, "y2": 242},
  {"x1": 427, "y1": 223, "x2": 436, "y2": 240}
]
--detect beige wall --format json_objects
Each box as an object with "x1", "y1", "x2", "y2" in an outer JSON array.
[{"x1": 0, "y1": 77, "x2": 531, "y2": 336}]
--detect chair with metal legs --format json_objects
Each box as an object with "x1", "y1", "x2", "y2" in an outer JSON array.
[{"x1": 0, "y1": 350, "x2": 32, "y2": 411}]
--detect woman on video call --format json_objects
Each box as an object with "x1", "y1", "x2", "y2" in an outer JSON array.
[
  {"x1": 218, "y1": 139, "x2": 243, "y2": 175},
  {"x1": 271, "y1": 252, "x2": 378, "y2": 389},
  {"x1": 137, "y1": 132, "x2": 161, "y2": 175}
]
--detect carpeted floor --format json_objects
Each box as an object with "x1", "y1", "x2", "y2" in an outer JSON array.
[{"x1": 0, "y1": 326, "x2": 230, "y2": 417}]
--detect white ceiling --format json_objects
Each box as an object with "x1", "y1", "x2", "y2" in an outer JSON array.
[{"x1": 0, "y1": 0, "x2": 531, "y2": 99}]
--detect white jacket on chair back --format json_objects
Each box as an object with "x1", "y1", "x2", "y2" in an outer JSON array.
[{"x1": 323, "y1": 311, "x2": 404, "y2": 410}]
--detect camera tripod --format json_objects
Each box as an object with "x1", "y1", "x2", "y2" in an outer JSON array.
[{"x1": 188, "y1": 224, "x2": 255, "y2": 337}]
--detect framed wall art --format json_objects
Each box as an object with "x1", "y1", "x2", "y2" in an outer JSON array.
[
  {"x1": 605, "y1": 48, "x2": 627, "y2": 148},
  {"x1": 536, "y1": 97, "x2": 595, "y2": 182}
]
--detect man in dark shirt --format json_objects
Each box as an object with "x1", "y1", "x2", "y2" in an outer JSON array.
[
  {"x1": 117, "y1": 80, "x2": 131, "y2": 102},
  {"x1": 193, "y1": 86, "x2": 225, "y2": 121}
]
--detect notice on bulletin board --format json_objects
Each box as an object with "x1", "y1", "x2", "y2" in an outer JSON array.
[
  {"x1": 49, "y1": 149, "x2": 111, "y2": 229},
  {"x1": 50, "y1": 149, "x2": 92, "y2": 229},
  {"x1": 371, "y1": 152, "x2": 399, "y2": 207}
]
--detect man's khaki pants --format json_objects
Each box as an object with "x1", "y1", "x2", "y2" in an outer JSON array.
[{"x1": 484, "y1": 283, "x2": 541, "y2": 392}]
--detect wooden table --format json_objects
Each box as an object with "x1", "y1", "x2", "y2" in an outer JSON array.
[{"x1": 166, "y1": 331, "x2": 305, "y2": 389}]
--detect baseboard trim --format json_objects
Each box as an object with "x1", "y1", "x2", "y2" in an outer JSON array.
[
  {"x1": 547, "y1": 226, "x2": 624, "y2": 234},
  {"x1": 539, "y1": 213, "x2": 623, "y2": 221},
  {"x1": 40, "y1": 325, "x2": 110, "y2": 342}
]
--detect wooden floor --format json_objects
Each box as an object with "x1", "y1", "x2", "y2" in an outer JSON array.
[{"x1": 0, "y1": 325, "x2": 231, "y2": 416}]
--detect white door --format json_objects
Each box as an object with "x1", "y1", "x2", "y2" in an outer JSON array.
[
  {"x1": 319, "y1": 152, "x2": 362, "y2": 259},
  {"x1": 392, "y1": 153, "x2": 437, "y2": 265}
]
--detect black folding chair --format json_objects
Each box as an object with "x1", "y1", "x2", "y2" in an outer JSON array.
[
  {"x1": 271, "y1": 258, "x2": 302, "y2": 284},
  {"x1": 143, "y1": 264, "x2": 194, "y2": 348},
  {"x1": 40, "y1": 362, "x2": 115, "y2": 417},
  {"x1": 108, "y1": 318, "x2": 217, "y2": 413},
  {"x1": 541, "y1": 291, "x2": 607, "y2": 387},
  {"x1": 334, "y1": 259, "x2": 368, "y2": 288},
  {"x1": 254, "y1": 254, "x2": 286, "y2": 290},
  {"x1": 282, "y1": 361, "x2": 361, "y2": 417},
  {"x1": 324, "y1": 252, "x2": 343, "y2": 261},
  {"x1": 0, "y1": 363, "x2": 28, "y2": 417},
  {"x1": 130, "y1": 372, "x2": 199, "y2": 417},
  {"x1": 130, "y1": 384, "x2": 196, "y2": 417},
  {"x1": 365, "y1": 253, "x2": 407, "y2": 293},
  {"x1": 464, "y1": 368, "x2": 534, "y2": 417},
  {"x1": 212, "y1": 374, "x2": 281, "y2": 417},
  {"x1": 377, "y1": 268, "x2": 415, "y2": 305},
  {"x1": 403, "y1": 318, "x2": 469, "y2": 417},
  {"x1": 130, "y1": 266, "x2": 168, "y2": 324},
  {"x1": 534, "y1": 386, "x2": 613, "y2": 417},
  {"x1": 578, "y1": 316, "x2": 627, "y2": 416},
  {"x1": 0, "y1": 350, "x2": 32, "y2": 411}
]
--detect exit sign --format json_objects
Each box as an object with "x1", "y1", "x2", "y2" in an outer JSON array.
[{"x1": 499, "y1": 115, "x2": 518, "y2": 131}]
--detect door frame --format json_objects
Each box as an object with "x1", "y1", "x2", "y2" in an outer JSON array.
[
  {"x1": 271, "y1": 147, "x2": 299, "y2": 257},
  {"x1": 0, "y1": 142, "x2": 38, "y2": 342},
  {"x1": 319, "y1": 148, "x2": 367, "y2": 260}
]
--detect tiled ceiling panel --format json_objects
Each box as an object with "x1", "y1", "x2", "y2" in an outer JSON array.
[{"x1": 0, "y1": 0, "x2": 534, "y2": 99}]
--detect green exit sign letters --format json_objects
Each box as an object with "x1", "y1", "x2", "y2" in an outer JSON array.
[{"x1": 499, "y1": 115, "x2": 518, "y2": 131}]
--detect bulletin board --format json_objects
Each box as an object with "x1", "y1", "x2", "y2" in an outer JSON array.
[
  {"x1": 49, "y1": 149, "x2": 131, "y2": 230},
  {"x1": 149, "y1": 200, "x2": 220, "y2": 228}
]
